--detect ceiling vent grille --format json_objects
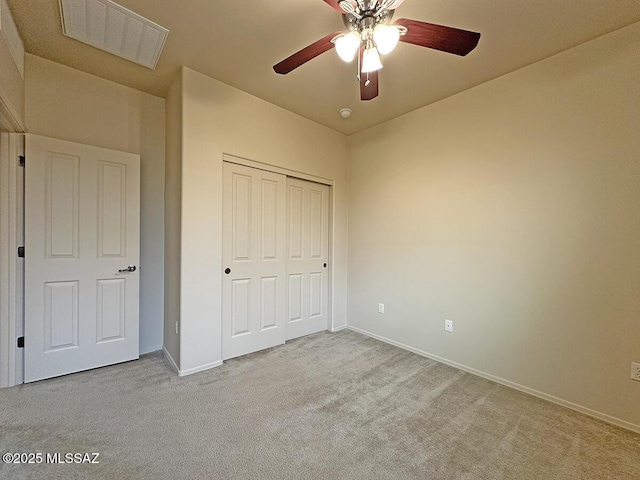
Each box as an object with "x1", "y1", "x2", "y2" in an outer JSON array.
[{"x1": 59, "y1": 0, "x2": 168, "y2": 69}]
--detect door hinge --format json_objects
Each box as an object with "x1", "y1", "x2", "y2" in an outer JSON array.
[
  {"x1": 18, "y1": 155, "x2": 25, "y2": 167},
  {"x1": 17, "y1": 246, "x2": 24, "y2": 258},
  {"x1": 17, "y1": 337, "x2": 24, "y2": 348}
]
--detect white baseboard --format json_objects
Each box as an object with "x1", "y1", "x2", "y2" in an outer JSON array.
[
  {"x1": 140, "y1": 344, "x2": 163, "y2": 355},
  {"x1": 162, "y1": 347, "x2": 223, "y2": 377},
  {"x1": 330, "y1": 324, "x2": 348, "y2": 333},
  {"x1": 347, "y1": 325, "x2": 640, "y2": 435},
  {"x1": 177, "y1": 360, "x2": 223, "y2": 377}
]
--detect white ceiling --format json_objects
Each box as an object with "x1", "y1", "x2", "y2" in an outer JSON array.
[{"x1": 6, "y1": 0, "x2": 640, "y2": 135}]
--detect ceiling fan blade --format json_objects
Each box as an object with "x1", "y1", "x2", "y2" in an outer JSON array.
[
  {"x1": 273, "y1": 32, "x2": 342, "y2": 75},
  {"x1": 360, "y1": 70, "x2": 379, "y2": 101},
  {"x1": 322, "y1": 0, "x2": 358, "y2": 13},
  {"x1": 394, "y1": 18, "x2": 481, "y2": 56}
]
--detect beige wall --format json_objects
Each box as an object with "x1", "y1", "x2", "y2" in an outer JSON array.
[
  {"x1": 347, "y1": 22, "x2": 640, "y2": 429},
  {"x1": 26, "y1": 54, "x2": 147, "y2": 153},
  {"x1": 176, "y1": 67, "x2": 348, "y2": 372},
  {"x1": 25, "y1": 54, "x2": 166, "y2": 354},
  {"x1": 163, "y1": 72, "x2": 181, "y2": 364}
]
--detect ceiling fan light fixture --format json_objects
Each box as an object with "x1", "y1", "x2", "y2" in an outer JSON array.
[
  {"x1": 273, "y1": 0, "x2": 482, "y2": 102},
  {"x1": 361, "y1": 46, "x2": 383, "y2": 73},
  {"x1": 335, "y1": 31, "x2": 361, "y2": 62},
  {"x1": 373, "y1": 24, "x2": 400, "y2": 55}
]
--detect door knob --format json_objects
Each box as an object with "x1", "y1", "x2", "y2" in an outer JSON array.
[
  {"x1": 225, "y1": 268, "x2": 231, "y2": 274},
  {"x1": 323, "y1": 263, "x2": 327, "y2": 268},
  {"x1": 118, "y1": 265, "x2": 137, "y2": 273}
]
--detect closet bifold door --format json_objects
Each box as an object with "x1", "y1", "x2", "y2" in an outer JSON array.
[
  {"x1": 285, "y1": 177, "x2": 330, "y2": 341},
  {"x1": 221, "y1": 162, "x2": 287, "y2": 360}
]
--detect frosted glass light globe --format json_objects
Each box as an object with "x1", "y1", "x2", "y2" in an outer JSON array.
[
  {"x1": 361, "y1": 47, "x2": 383, "y2": 73},
  {"x1": 335, "y1": 31, "x2": 361, "y2": 63},
  {"x1": 373, "y1": 24, "x2": 400, "y2": 55}
]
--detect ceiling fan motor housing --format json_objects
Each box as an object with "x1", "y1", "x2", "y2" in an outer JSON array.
[{"x1": 343, "y1": 9, "x2": 394, "y2": 33}]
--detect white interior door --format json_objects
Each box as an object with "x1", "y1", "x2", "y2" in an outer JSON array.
[
  {"x1": 286, "y1": 178, "x2": 330, "y2": 340},
  {"x1": 25, "y1": 134, "x2": 140, "y2": 382},
  {"x1": 222, "y1": 162, "x2": 287, "y2": 360}
]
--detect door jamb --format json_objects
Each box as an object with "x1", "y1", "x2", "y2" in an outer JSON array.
[
  {"x1": 0, "y1": 131, "x2": 25, "y2": 388},
  {"x1": 222, "y1": 154, "x2": 334, "y2": 187}
]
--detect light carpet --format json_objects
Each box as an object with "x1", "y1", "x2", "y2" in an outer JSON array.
[{"x1": 1, "y1": 330, "x2": 639, "y2": 479}]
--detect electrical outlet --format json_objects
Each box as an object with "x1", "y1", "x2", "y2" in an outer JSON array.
[
  {"x1": 175, "y1": 321, "x2": 179, "y2": 335},
  {"x1": 444, "y1": 319, "x2": 453, "y2": 333},
  {"x1": 631, "y1": 363, "x2": 640, "y2": 382},
  {"x1": 378, "y1": 303, "x2": 384, "y2": 314}
]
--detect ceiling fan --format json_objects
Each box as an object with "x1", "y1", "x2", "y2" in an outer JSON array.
[{"x1": 273, "y1": 0, "x2": 481, "y2": 101}]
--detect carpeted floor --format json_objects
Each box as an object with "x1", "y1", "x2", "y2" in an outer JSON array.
[{"x1": 1, "y1": 330, "x2": 639, "y2": 479}]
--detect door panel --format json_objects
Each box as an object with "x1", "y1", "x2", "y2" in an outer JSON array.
[
  {"x1": 310, "y1": 189, "x2": 324, "y2": 258},
  {"x1": 96, "y1": 278, "x2": 125, "y2": 342},
  {"x1": 288, "y1": 185, "x2": 304, "y2": 259},
  {"x1": 286, "y1": 178, "x2": 330, "y2": 340},
  {"x1": 260, "y1": 276, "x2": 278, "y2": 330},
  {"x1": 261, "y1": 180, "x2": 278, "y2": 260},
  {"x1": 222, "y1": 163, "x2": 287, "y2": 360},
  {"x1": 97, "y1": 161, "x2": 126, "y2": 257},
  {"x1": 231, "y1": 279, "x2": 251, "y2": 336},
  {"x1": 288, "y1": 273, "x2": 303, "y2": 323},
  {"x1": 44, "y1": 281, "x2": 78, "y2": 351},
  {"x1": 45, "y1": 153, "x2": 79, "y2": 258},
  {"x1": 309, "y1": 272, "x2": 323, "y2": 318},
  {"x1": 232, "y1": 173, "x2": 251, "y2": 261},
  {"x1": 25, "y1": 134, "x2": 140, "y2": 382}
]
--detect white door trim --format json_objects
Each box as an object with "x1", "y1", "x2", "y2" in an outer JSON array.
[
  {"x1": 0, "y1": 91, "x2": 24, "y2": 134},
  {"x1": 222, "y1": 153, "x2": 334, "y2": 187},
  {"x1": 221, "y1": 154, "x2": 337, "y2": 337},
  {"x1": 0, "y1": 132, "x2": 24, "y2": 388}
]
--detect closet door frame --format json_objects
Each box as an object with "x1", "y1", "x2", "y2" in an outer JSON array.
[{"x1": 222, "y1": 154, "x2": 335, "y2": 336}]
